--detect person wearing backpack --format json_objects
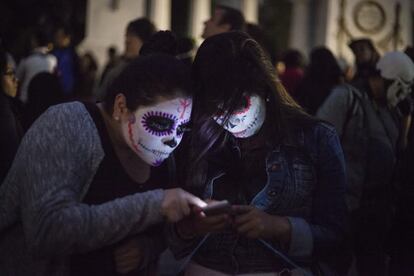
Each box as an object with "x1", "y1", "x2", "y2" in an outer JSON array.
[{"x1": 317, "y1": 51, "x2": 414, "y2": 275}]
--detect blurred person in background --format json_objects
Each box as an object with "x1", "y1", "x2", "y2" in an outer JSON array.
[
  {"x1": 245, "y1": 22, "x2": 271, "y2": 59},
  {"x1": 100, "y1": 46, "x2": 120, "y2": 85},
  {"x1": 317, "y1": 51, "x2": 414, "y2": 276},
  {"x1": 176, "y1": 36, "x2": 195, "y2": 68},
  {"x1": 385, "y1": 47, "x2": 414, "y2": 275},
  {"x1": 22, "y1": 72, "x2": 64, "y2": 130},
  {"x1": 201, "y1": 5, "x2": 245, "y2": 39},
  {"x1": 279, "y1": 49, "x2": 305, "y2": 98},
  {"x1": 348, "y1": 38, "x2": 380, "y2": 83},
  {"x1": 16, "y1": 26, "x2": 57, "y2": 105},
  {"x1": 52, "y1": 24, "x2": 81, "y2": 99},
  {"x1": 0, "y1": 47, "x2": 22, "y2": 185},
  {"x1": 97, "y1": 18, "x2": 156, "y2": 101},
  {"x1": 296, "y1": 47, "x2": 344, "y2": 115},
  {"x1": 76, "y1": 51, "x2": 98, "y2": 102}
]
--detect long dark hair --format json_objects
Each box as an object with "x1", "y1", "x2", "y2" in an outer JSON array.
[
  {"x1": 103, "y1": 54, "x2": 190, "y2": 114},
  {"x1": 188, "y1": 31, "x2": 313, "y2": 190}
]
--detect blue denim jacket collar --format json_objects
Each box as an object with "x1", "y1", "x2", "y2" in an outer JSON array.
[{"x1": 205, "y1": 127, "x2": 311, "y2": 200}]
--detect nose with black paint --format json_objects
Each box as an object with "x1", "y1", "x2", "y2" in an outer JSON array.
[{"x1": 164, "y1": 138, "x2": 178, "y2": 148}]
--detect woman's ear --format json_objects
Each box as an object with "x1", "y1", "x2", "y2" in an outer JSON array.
[{"x1": 112, "y1": 93, "x2": 128, "y2": 121}]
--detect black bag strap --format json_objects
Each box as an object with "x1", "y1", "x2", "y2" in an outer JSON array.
[{"x1": 340, "y1": 84, "x2": 359, "y2": 141}]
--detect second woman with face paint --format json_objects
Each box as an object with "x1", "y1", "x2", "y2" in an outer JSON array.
[
  {"x1": 168, "y1": 32, "x2": 349, "y2": 275},
  {"x1": 0, "y1": 32, "x2": 206, "y2": 275}
]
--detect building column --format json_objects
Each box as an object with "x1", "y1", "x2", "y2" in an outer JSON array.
[
  {"x1": 288, "y1": 0, "x2": 310, "y2": 54},
  {"x1": 190, "y1": 0, "x2": 211, "y2": 45},
  {"x1": 150, "y1": 0, "x2": 171, "y2": 30},
  {"x1": 241, "y1": 0, "x2": 259, "y2": 23}
]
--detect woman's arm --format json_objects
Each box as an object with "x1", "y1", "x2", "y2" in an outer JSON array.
[
  {"x1": 281, "y1": 126, "x2": 348, "y2": 260},
  {"x1": 14, "y1": 104, "x2": 165, "y2": 257},
  {"x1": 308, "y1": 126, "x2": 348, "y2": 257}
]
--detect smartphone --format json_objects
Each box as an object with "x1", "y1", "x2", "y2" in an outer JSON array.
[{"x1": 201, "y1": 200, "x2": 231, "y2": 216}]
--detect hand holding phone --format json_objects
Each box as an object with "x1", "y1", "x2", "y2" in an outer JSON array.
[
  {"x1": 201, "y1": 200, "x2": 232, "y2": 216},
  {"x1": 177, "y1": 200, "x2": 233, "y2": 238}
]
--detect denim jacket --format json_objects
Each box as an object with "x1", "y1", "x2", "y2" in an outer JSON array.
[{"x1": 168, "y1": 122, "x2": 348, "y2": 274}]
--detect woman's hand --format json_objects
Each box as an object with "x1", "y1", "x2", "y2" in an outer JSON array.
[
  {"x1": 232, "y1": 205, "x2": 291, "y2": 244},
  {"x1": 113, "y1": 238, "x2": 142, "y2": 274},
  {"x1": 161, "y1": 188, "x2": 207, "y2": 222},
  {"x1": 176, "y1": 205, "x2": 232, "y2": 239}
]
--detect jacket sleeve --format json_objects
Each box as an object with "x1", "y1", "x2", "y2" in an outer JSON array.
[
  {"x1": 8, "y1": 104, "x2": 165, "y2": 257},
  {"x1": 286, "y1": 126, "x2": 348, "y2": 260},
  {"x1": 293, "y1": 126, "x2": 348, "y2": 258},
  {"x1": 311, "y1": 128, "x2": 348, "y2": 256}
]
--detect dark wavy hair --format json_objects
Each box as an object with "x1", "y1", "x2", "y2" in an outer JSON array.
[
  {"x1": 188, "y1": 31, "x2": 313, "y2": 190},
  {"x1": 103, "y1": 53, "x2": 190, "y2": 114}
]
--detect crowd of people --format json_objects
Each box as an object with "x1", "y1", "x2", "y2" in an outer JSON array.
[{"x1": 1, "y1": 4, "x2": 414, "y2": 276}]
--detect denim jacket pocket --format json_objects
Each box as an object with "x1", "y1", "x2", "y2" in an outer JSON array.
[
  {"x1": 252, "y1": 159, "x2": 287, "y2": 211},
  {"x1": 292, "y1": 161, "x2": 315, "y2": 207}
]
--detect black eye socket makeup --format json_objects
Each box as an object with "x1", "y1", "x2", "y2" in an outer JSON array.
[
  {"x1": 234, "y1": 95, "x2": 252, "y2": 114},
  {"x1": 383, "y1": 79, "x2": 395, "y2": 90},
  {"x1": 176, "y1": 120, "x2": 191, "y2": 137},
  {"x1": 142, "y1": 111, "x2": 177, "y2": 136}
]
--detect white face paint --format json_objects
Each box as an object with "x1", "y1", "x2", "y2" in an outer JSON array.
[
  {"x1": 121, "y1": 97, "x2": 192, "y2": 166},
  {"x1": 386, "y1": 78, "x2": 412, "y2": 107},
  {"x1": 214, "y1": 94, "x2": 266, "y2": 138}
]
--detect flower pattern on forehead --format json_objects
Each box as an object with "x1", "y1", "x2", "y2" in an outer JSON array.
[{"x1": 141, "y1": 111, "x2": 178, "y2": 136}]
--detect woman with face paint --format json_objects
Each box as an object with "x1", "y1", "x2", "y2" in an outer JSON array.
[
  {"x1": 0, "y1": 51, "x2": 206, "y2": 275},
  {"x1": 168, "y1": 32, "x2": 348, "y2": 275}
]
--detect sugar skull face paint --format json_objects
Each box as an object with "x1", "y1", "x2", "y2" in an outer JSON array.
[
  {"x1": 122, "y1": 97, "x2": 192, "y2": 166},
  {"x1": 214, "y1": 94, "x2": 266, "y2": 138},
  {"x1": 386, "y1": 78, "x2": 412, "y2": 107}
]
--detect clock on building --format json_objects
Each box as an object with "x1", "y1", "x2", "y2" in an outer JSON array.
[{"x1": 353, "y1": 0, "x2": 386, "y2": 34}]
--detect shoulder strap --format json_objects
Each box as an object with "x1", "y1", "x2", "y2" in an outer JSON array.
[{"x1": 341, "y1": 84, "x2": 360, "y2": 141}]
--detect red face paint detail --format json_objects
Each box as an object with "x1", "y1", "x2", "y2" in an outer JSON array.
[
  {"x1": 128, "y1": 121, "x2": 140, "y2": 153},
  {"x1": 179, "y1": 99, "x2": 191, "y2": 119},
  {"x1": 129, "y1": 114, "x2": 136, "y2": 123},
  {"x1": 233, "y1": 95, "x2": 252, "y2": 115}
]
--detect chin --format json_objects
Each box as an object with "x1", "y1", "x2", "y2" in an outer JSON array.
[{"x1": 151, "y1": 159, "x2": 165, "y2": 167}]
